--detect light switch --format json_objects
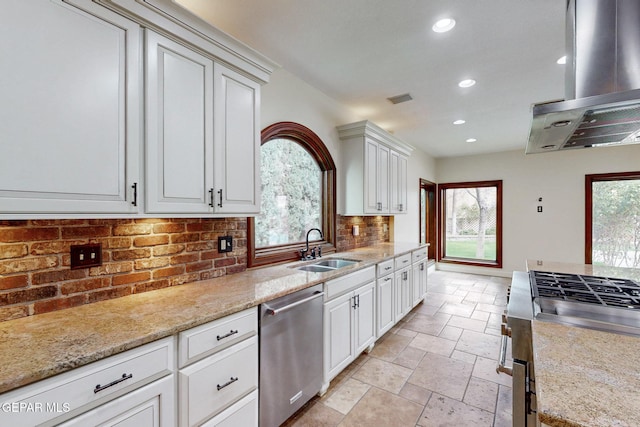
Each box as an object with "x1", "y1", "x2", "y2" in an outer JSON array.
[{"x1": 70, "y1": 243, "x2": 102, "y2": 269}]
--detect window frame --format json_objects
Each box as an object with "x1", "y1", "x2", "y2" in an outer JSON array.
[
  {"x1": 585, "y1": 171, "x2": 640, "y2": 264},
  {"x1": 437, "y1": 180, "x2": 503, "y2": 268},
  {"x1": 248, "y1": 122, "x2": 336, "y2": 268},
  {"x1": 419, "y1": 179, "x2": 436, "y2": 260}
]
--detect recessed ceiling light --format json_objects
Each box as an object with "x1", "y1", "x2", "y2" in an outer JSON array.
[
  {"x1": 466, "y1": 138, "x2": 477, "y2": 143},
  {"x1": 453, "y1": 119, "x2": 466, "y2": 125},
  {"x1": 432, "y1": 18, "x2": 456, "y2": 33},
  {"x1": 458, "y1": 79, "x2": 476, "y2": 88},
  {"x1": 557, "y1": 55, "x2": 567, "y2": 65}
]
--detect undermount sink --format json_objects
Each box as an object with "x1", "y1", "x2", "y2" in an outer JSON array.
[
  {"x1": 296, "y1": 258, "x2": 359, "y2": 272},
  {"x1": 313, "y1": 259, "x2": 358, "y2": 269}
]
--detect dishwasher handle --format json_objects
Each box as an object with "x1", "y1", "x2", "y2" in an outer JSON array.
[{"x1": 264, "y1": 291, "x2": 324, "y2": 316}]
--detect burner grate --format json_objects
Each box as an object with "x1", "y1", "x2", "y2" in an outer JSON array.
[{"x1": 530, "y1": 270, "x2": 640, "y2": 310}]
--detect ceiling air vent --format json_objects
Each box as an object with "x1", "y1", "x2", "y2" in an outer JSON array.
[{"x1": 387, "y1": 93, "x2": 413, "y2": 104}]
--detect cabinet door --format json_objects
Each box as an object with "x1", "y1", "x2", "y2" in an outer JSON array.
[
  {"x1": 354, "y1": 281, "x2": 376, "y2": 354},
  {"x1": 377, "y1": 144, "x2": 390, "y2": 213},
  {"x1": 376, "y1": 274, "x2": 394, "y2": 338},
  {"x1": 416, "y1": 261, "x2": 428, "y2": 301},
  {"x1": 145, "y1": 30, "x2": 214, "y2": 214},
  {"x1": 390, "y1": 151, "x2": 408, "y2": 214},
  {"x1": 0, "y1": 0, "x2": 140, "y2": 215},
  {"x1": 394, "y1": 268, "x2": 411, "y2": 322},
  {"x1": 59, "y1": 375, "x2": 174, "y2": 427},
  {"x1": 364, "y1": 139, "x2": 379, "y2": 213},
  {"x1": 324, "y1": 292, "x2": 354, "y2": 381},
  {"x1": 411, "y1": 263, "x2": 423, "y2": 307},
  {"x1": 213, "y1": 63, "x2": 261, "y2": 214}
]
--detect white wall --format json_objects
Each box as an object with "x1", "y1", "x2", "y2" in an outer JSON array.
[
  {"x1": 436, "y1": 144, "x2": 640, "y2": 275},
  {"x1": 260, "y1": 68, "x2": 438, "y2": 242}
]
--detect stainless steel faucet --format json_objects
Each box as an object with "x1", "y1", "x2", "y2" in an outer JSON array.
[{"x1": 300, "y1": 228, "x2": 323, "y2": 260}]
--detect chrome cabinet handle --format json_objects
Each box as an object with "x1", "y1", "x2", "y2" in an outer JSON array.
[
  {"x1": 496, "y1": 324, "x2": 513, "y2": 376},
  {"x1": 217, "y1": 189, "x2": 223, "y2": 208},
  {"x1": 217, "y1": 376, "x2": 238, "y2": 391},
  {"x1": 209, "y1": 188, "x2": 214, "y2": 207},
  {"x1": 377, "y1": 202, "x2": 382, "y2": 211},
  {"x1": 94, "y1": 373, "x2": 132, "y2": 394},
  {"x1": 216, "y1": 329, "x2": 238, "y2": 341}
]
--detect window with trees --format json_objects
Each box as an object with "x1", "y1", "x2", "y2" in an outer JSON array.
[
  {"x1": 586, "y1": 171, "x2": 640, "y2": 267},
  {"x1": 248, "y1": 122, "x2": 336, "y2": 267},
  {"x1": 438, "y1": 180, "x2": 502, "y2": 267}
]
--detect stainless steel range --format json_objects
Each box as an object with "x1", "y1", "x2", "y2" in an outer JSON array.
[{"x1": 498, "y1": 269, "x2": 640, "y2": 427}]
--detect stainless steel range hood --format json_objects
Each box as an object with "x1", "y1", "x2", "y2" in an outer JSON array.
[{"x1": 526, "y1": 0, "x2": 640, "y2": 154}]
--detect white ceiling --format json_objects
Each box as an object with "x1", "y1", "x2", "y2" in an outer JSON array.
[{"x1": 176, "y1": 0, "x2": 567, "y2": 158}]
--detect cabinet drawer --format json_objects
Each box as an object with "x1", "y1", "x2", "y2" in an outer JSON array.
[
  {"x1": 0, "y1": 337, "x2": 174, "y2": 427},
  {"x1": 394, "y1": 253, "x2": 412, "y2": 270},
  {"x1": 58, "y1": 375, "x2": 175, "y2": 427},
  {"x1": 325, "y1": 266, "x2": 375, "y2": 300},
  {"x1": 201, "y1": 389, "x2": 258, "y2": 427},
  {"x1": 412, "y1": 248, "x2": 427, "y2": 263},
  {"x1": 376, "y1": 259, "x2": 394, "y2": 276},
  {"x1": 178, "y1": 307, "x2": 257, "y2": 368},
  {"x1": 178, "y1": 335, "x2": 258, "y2": 427}
]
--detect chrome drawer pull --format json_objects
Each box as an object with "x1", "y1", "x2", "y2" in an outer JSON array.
[
  {"x1": 216, "y1": 329, "x2": 238, "y2": 341},
  {"x1": 496, "y1": 333, "x2": 513, "y2": 376},
  {"x1": 217, "y1": 376, "x2": 238, "y2": 391},
  {"x1": 94, "y1": 373, "x2": 133, "y2": 394}
]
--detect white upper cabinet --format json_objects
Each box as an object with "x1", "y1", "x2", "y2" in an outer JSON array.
[
  {"x1": 0, "y1": 0, "x2": 141, "y2": 216},
  {"x1": 213, "y1": 64, "x2": 261, "y2": 214},
  {"x1": 0, "y1": 0, "x2": 276, "y2": 218},
  {"x1": 338, "y1": 121, "x2": 413, "y2": 216},
  {"x1": 390, "y1": 150, "x2": 408, "y2": 214},
  {"x1": 145, "y1": 30, "x2": 214, "y2": 214}
]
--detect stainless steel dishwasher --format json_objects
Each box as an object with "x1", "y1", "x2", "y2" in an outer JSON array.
[{"x1": 259, "y1": 283, "x2": 324, "y2": 427}]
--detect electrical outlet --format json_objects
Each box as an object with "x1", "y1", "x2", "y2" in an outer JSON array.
[
  {"x1": 70, "y1": 243, "x2": 102, "y2": 269},
  {"x1": 218, "y1": 236, "x2": 233, "y2": 253}
]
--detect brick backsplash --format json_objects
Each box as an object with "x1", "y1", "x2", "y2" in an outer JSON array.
[
  {"x1": 336, "y1": 215, "x2": 390, "y2": 251},
  {"x1": 0, "y1": 218, "x2": 246, "y2": 321},
  {"x1": 0, "y1": 216, "x2": 389, "y2": 322}
]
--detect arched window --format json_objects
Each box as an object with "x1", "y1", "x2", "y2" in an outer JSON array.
[{"x1": 248, "y1": 122, "x2": 336, "y2": 267}]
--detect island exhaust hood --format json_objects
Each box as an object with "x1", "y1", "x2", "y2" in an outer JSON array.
[{"x1": 526, "y1": 0, "x2": 640, "y2": 154}]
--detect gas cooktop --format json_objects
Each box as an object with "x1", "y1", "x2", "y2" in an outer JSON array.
[
  {"x1": 530, "y1": 270, "x2": 640, "y2": 335},
  {"x1": 530, "y1": 270, "x2": 640, "y2": 309}
]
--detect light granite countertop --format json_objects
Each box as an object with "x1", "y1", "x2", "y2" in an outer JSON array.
[
  {"x1": 526, "y1": 260, "x2": 640, "y2": 427},
  {"x1": 532, "y1": 321, "x2": 640, "y2": 427},
  {"x1": 0, "y1": 242, "x2": 425, "y2": 395}
]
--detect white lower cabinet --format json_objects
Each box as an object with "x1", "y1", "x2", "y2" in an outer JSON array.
[
  {"x1": 395, "y1": 267, "x2": 412, "y2": 322},
  {"x1": 177, "y1": 307, "x2": 258, "y2": 427},
  {"x1": 0, "y1": 337, "x2": 175, "y2": 427},
  {"x1": 201, "y1": 390, "x2": 258, "y2": 427},
  {"x1": 375, "y1": 248, "x2": 428, "y2": 339},
  {"x1": 394, "y1": 253, "x2": 413, "y2": 323},
  {"x1": 376, "y1": 259, "x2": 395, "y2": 337},
  {"x1": 59, "y1": 375, "x2": 174, "y2": 427},
  {"x1": 322, "y1": 267, "x2": 376, "y2": 392}
]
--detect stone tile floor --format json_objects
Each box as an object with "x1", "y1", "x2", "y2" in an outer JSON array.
[{"x1": 283, "y1": 270, "x2": 513, "y2": 427}]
